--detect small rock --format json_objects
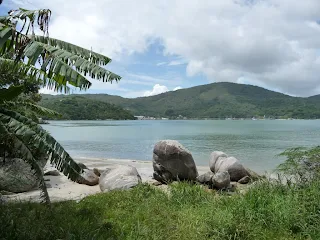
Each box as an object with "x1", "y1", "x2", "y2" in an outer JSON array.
[
  {"x1": 46, "y1": 183, "x2": 52, "y2": 188},
  {"x1": 99, "y1": 165, "x2": 141, "y2": 192},
  {"x1": 212, "y1": 171, "x2": 231, "y2": 190},
  {"x1": 152, "y1": 181, "x2": 163, "y2": 186},
  {"x1": 93, "y1": 168, "x2": 101, "y2": 177},
  {"x1": 196, "y1": 172, "x2": 214, "y2": 185},
  {"x1": 238, "y1": 176, "x2": 250, "y2": 184},
  {"x1": 209, "y1": 151, "x2": 248, "y2": 181},
  {"x1": 44, "y1": 170, "x2": 60, "y2": 176},
  {"x1": 77, "y1": 169, "x2": 99, "y2": 186}
]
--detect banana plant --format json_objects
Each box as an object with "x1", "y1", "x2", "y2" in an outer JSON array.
[{"x1": 0, "y1": 8, "x2": 121, "y2": 203}]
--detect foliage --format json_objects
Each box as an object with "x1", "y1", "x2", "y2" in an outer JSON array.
[
  {"x1": 0, "y1": 8, "x2": 121, "y2": 203},
  {"x1": 0, "y1": 86, "x2": 84, "y2": 203},
  {"x1": 42, "y1": 82, "x2": 320, "y2": 119},
  {"x1": 0, "y1": 9, "x2": 120, "y2": 91},
  {"x1": 278, "y1": 146, "x2": 320, "y2": 183},
  {"x1": 1, "y1": 180, "x2": 320, "y2": 239},
  {"x1": 40, "y1": 96, "x2": 135, "y2": 120}
]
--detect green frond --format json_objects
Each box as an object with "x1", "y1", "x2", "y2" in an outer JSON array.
[
  {"x1": 0, "y1": 109, "x2": 83, "y2": 182},
  {"x1": 0, "y1": 57, "x2": 70, "y2": 93},
  {"x1": 24, "y1": 40, "x2": 121, "y2": 84},
  {"x1": 0, "y1": 118, "x2": 50, "y2": 204},
  {"x1": 3, "y1": 100, "x2": 61, "y2": 117},
  {"x1": 0, "y1": 85, "x2": 24, "y2": 102},
  {"x1": 34, "y1": 35, "x2": 111, "y2": 65},
  {"x1": 7, "y1": 8, "x2": 51, "y2": 35},
  {"x1": 0, "y1": 25, "x2": 12, "y2": 48}
]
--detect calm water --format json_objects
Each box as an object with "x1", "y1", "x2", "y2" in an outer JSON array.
[{"x1": 43, "y1": 120, "x2": 320, "y2": 172}]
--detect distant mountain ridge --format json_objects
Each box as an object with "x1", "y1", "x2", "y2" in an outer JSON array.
[
  {"x1": 40, "y1": 82, "x2": 320, "y2": 119},
  {"x1": 40, "y1": 96, "x2": 135, "y2": 120}
]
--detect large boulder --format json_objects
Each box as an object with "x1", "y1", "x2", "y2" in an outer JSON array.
[
  {"x1": 76, "y1": 169, "x2": 99, "y2": 186},
  {"x1": 209, "y1": 151, "x2": 248, "y2": 181},
  {"x1": 153, "y1": 140, "x2": 198, "y2": 183},
  {"x1": 0, "y1": 158, "x2": 40, "y2": 193},
  {"x1": 212, "y1": 171, "x2": 231, "y2": 190},
  {"x1": 99, "y1": 165, "x2": 142, "y2": 192}
]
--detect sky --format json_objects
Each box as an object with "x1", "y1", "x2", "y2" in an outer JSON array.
[{"x1": 1, "y1": 0, "x2": 320, "y2": 98}]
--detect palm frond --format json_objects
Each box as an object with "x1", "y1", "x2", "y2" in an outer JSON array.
[
  {"x1": 0, "y1": 109, "x2": 83, "y2": 182},
  {"x1": 0, "y1": 25, "x2": 12, "y2": 48},
  {"x1": 7, "y1": 8, "x2": 51, "y2": 35},
  {"x1": 0, "y1": 57, "x2": 70, "y2": 93},
  {"x1": 34, "y1": 35, "x2": 111, "y2": 65},
  {"x1": 3, "y1": 100, "x2": 61, "y2": 117},
  {"x1": 0, "y1": 118, "x2": 50, "y2": 204},
  {"x1": 0, "y1": 85, "x2": 24, "y2": 102},
  {"x1": 24, "y1": 40, "x2": 121, "y2": 84}
]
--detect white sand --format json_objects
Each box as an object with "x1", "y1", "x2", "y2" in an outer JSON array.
[{"x1": 2, "y1": 158, "x2": 209, "y2": 203}]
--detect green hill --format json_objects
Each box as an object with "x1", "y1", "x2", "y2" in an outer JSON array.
[
  {"x1": 40, "y1": 82, "x2": 320, "y2": 119},
  {"x1": 40, "y1": 96, "x2": 135, "y2": 120}
]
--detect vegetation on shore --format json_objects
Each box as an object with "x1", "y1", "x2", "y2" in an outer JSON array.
[
  {"x1": 41, "y1": 82, "x2": 320, "y2": 119},
  {"x1": 1, "y1": 180, "x2": 319, "y2": 240},
  {"x1": 40, "y1": 96, "x2": 135, "y2": 120},
  {"x1": 1, "y1": 146, "x2": 320, "y2": 240}
]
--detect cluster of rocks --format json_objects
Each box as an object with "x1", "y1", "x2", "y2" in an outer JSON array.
[
  {"x1": 152, "y1": 140, "x2": 259, "y2": 190},
  {"x1": 44, "y1": 164, "x2": 143, "y2": 193},
  {"x1": 0, "y1": 158, "x2": 142, "y2": 194},
  {"x1": 0, "y1": 139, "x2": 259, "y2": 195}
]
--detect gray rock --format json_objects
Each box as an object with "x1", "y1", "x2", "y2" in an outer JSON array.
[
  {"x1": 93, "y1": 168, "x2": 101, "y2": 177},
  {"x1": 0, "y1": 158, "x2": 40, "y2": 193},
  {"x1": 238, "y1": 176, "x2": 250, "y2": 184},
  {"x1": 99, "y1": 165, "x2": 142, "y2": 192},
  {"x1": 44, "y1": 170, "x2": 60, "y2": 176},
  {"x1": 76, "y1": 169, "x2": 99, "y2": 186},
  {"x1": 209, "y1": 151, "x2": 248, "y2": 181},
  {"x1": 196, "y1": 172, "x2": 214, "y2": 185},
  {"x1": 152, "y1": 140, "x2": 198, "y2": 183},
  {"x1": 212, "y1": 171, "x2": 231, "y2": 189}
]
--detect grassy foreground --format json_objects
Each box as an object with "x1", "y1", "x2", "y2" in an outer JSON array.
[{"x1": 1, "y1": 181, "x2": 320, "y2": 240}]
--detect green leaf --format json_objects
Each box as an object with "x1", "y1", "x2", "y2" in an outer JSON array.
[
  {"x1": 0, "y1": 26, "x2": 12, "y2": 49},
  {"x1": 0, "y1": 109, "x2": 83, "y2": 182},
  {"x1": 34, "y1": 35, "x2": 111, "y2": 65},
  {"x1": 0, "y1": 85, "x2": 24, "y2": 101}
]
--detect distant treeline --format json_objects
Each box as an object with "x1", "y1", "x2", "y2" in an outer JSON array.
[
  {"x1": 40, "y1": 96, "x2": 135, "y2": 120},
  {"x1": 41, "y1": 82, "x2": 320, "y2": 119}
]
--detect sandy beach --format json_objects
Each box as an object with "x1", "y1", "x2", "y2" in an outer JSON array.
[{"x1": 2, "y1": 158, "x2": 209, "y2": 203}]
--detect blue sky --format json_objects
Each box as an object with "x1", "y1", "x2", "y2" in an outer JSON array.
[{"x1": 2, "y1": 0, "x2": 320, "y2": 98}]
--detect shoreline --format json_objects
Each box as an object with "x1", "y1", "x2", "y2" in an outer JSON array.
[
  {"x1": 3, "y1": 157, "x2": 274, "y2": 203},
  {"x1": 2, "y1": 158, "x2": 210, "y2": 203}
]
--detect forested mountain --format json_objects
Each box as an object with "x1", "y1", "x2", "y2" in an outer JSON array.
[
  {"x1": 41, "y1": 82, "x2": 320, "y2": 119},
  {"x1": 40, "y1": 96, "x2": 135, "y2": 120}
]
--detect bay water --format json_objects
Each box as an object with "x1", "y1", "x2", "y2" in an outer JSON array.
[{"x1": 43, "y1": 120, "x2": 320, "y2": 172}]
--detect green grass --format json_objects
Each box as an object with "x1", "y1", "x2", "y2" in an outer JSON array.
[{"x1": 1, "y1": 180, "x2": 320, "y2": 240}]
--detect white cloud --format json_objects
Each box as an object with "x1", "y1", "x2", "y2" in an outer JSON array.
[
  {"x1": 11, "y1": 0, "x2": 320, "y2": 96},
  {"x1": 173, "y1": 86, "x2": 182, "y2": 91},
  {"x1": 156, "y1": 62, "x2": 167, "y2": 66},
  {"x1": 168, "y1": 59, "x2": 187, "y2": 66},
  {"x1": 143, "y1": 84, "x2": 169, "y2": 96},
  {"x1": 39, "y1": 88, "x2": 58, "y2": 95}
]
